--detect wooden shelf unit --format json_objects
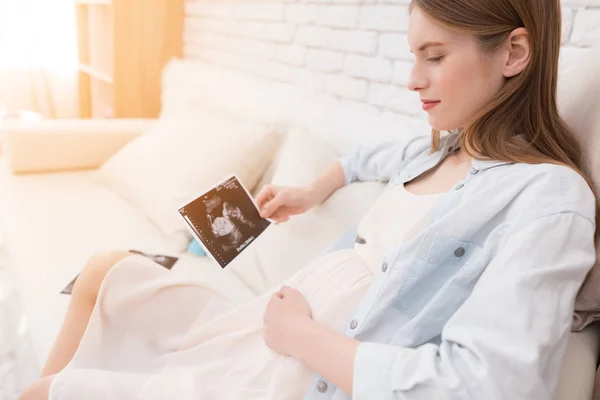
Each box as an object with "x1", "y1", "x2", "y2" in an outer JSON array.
[{"x1": 75, "y1": 0, "x2": 184, "y2": 118}]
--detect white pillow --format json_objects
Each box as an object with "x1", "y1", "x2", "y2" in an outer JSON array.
[
  {"x1": 227, "y1": 125, "x2": 385, "y2": 294},
  {"x1": 93, "y1": 113, "x2": 282, "y2": 251}
]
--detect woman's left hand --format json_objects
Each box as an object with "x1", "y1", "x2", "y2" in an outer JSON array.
[{"x1": 263, "y1": 285, "x2": 313, "y2": 357}]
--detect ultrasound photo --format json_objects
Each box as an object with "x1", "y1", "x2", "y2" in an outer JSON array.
[{"x1": 178, "y1": 174, "x2": 272, "y2": 269}]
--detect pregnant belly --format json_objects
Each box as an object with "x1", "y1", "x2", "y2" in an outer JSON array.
[{"x1": 284, "y1": 249, "x2": 373, "y2": 327}]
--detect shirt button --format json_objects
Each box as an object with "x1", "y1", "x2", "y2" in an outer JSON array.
[
  {"x1": 454, "y1": 247, "x2": 465, "y2": 257},
  {"x1": 355, "y1": 236, "x2": 366, "y2": 245},
  {"x1": 455, "y1": 184, "x2": 464, "y2": 190},
  {"x1": 350, "y1": 319, "x2": 358, "y2": 330},
  {"x1": 317, "y1": 381, "x2": 328, "y2": 393},
  {"x1": 382, "y1": 262, "x2": 388, "y2": 272},
  {"x1": 470, "y1": 167, "x2": 479, "y2": 175}
]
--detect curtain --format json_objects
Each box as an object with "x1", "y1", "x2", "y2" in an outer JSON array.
[{"x1": 0, "y1": 0, "x2": 78, "y2": 118}]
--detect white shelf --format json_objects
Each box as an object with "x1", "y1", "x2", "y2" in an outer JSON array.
[{"x1": 76, "y1": 0, "x2": 184, "y2": 118}]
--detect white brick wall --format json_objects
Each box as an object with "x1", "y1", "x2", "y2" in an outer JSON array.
[
  {"x1": 307, "y1": 49, "x2": 345, "y2": 71},
  {"x1": 184, "y1": 0, "x2": 600, "y2": 131}
]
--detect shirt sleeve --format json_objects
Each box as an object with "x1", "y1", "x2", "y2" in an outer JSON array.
[
  {"x1": 338, "y1": 134, "x2": 430, "y2": 185},
  {"x1": 352, "y1": 211, "x2": 596, "y2": 400}
]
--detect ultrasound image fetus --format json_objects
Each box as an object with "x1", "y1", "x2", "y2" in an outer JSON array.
[{"x1": 209, "y1": 202, "x2": 256, "y2": 252}]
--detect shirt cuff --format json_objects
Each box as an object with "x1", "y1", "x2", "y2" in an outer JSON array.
[
  {"x1": 337, "y1": 156, "x2": 355, "y2": 185},
  {"x1": 353, "y1": 342, "x2": 407, "y2": 399}
]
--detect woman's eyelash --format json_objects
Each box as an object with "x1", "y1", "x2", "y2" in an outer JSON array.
[{"x1": 427, "y1": 56, "x2": 444, "y2": 63}]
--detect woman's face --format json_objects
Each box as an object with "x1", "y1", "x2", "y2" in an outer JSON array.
[{"x1": 407, "y1": 6, "x2": 506, "y2": 131}]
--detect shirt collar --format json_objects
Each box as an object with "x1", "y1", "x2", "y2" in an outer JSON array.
[{"x1": 441, "y1": 130, "x2": 514, "y2": 172}]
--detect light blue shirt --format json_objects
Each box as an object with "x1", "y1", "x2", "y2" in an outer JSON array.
[{"x1": 304, "y1": 131, "x2": 597, "y2": 400}]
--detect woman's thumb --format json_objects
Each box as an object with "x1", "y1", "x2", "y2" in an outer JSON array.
[{"x1": 260, "y1": 194, "x2": 283, "y2": 218}]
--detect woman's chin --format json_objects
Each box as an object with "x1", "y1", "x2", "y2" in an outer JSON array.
[{"x1": 427, "y1": 116, "x2": 461, "y2": 132}]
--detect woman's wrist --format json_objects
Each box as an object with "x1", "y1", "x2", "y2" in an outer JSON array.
[
  {"x1": 288, "y1": 315, "x2": 320, "y2": 360},
  {"x1": 306, "y1": 185, "x2": 328, "y2": 207},
  {"x1": 287, "y1": 316, "x2": 359, "y2": 395},
  {"x1": 306, "y1": 162, "x2": 347, "y2": 207}
]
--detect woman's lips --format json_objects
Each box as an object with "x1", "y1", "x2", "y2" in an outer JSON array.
[{"x1": 422, "y1": 101, "x2": 441, "y2": 111}]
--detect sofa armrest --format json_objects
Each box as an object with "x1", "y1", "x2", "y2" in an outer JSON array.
[{"x1": 0, "y1": 119, "x2": 156, "y2": 174}]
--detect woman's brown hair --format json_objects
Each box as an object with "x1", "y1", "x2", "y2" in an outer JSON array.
[{"x1": 411, "y1": 0, "x2": 594, "y2": 188}]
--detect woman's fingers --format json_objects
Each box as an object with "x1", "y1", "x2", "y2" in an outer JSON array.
[
  {"x1": 270, "y1": 209, "x2": 291, "y2": 224},
  {"x1": 280, "y1": 285, "x2": 290, "y2": 294},
  {"x1": 260, "y1": 193, "x2": 285, "y2": 219},
  {"x1": 278, "y1": 216, "x2": 290, "y2": 224},
  {"x1": 255, "y1": 185, "x2": 274, "y2": 210},
  {"x1": 256, "y1": 186, "x2": 303, "y2": 223},
  {"x1": 272, "y1": 291, "x2": 284, "y2": 300}
]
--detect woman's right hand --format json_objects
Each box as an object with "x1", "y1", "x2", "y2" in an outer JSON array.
[{"x1": 255, "y1": 185, "x2": 319, "y2": 224}]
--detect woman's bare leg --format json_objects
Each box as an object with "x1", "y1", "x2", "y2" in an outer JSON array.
[
  {"x1": 18, "y1": 374, "x2": 55, "y2": 400},
  {"x1": 39, "y1": 250, "x2": 132, "y2": 377}
]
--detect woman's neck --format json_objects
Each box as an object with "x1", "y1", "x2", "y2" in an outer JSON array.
[{"x1": 447, "y1": 145, "x2": 473, "y2": 166}]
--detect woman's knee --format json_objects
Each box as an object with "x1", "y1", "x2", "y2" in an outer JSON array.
[{"x1": 72, "y1": 250, "x2": 133, "y2": 302}]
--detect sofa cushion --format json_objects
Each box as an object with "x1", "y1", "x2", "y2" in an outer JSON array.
[
  {"x1": 94, "y1": 112, "x2": 282, "y2": 252},
  {"x1": 555, "y1": 324, "x2": 600, "y2": 400},
  {"x1": 0, "y1": 163, "x2": 258, "y2": 367},
  {"x1": 557, "y1": 44, "x2": 600, "y2": 330},
  {"x1": 0, "y1": 166, "x2": 172, "y2": 366}
]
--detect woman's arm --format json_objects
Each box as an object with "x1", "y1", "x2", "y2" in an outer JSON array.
[
  {"x1": 277, "y1": 212, "x2": 595, "y2": 399},
  {"x1": 262, "y1": 286, "x2": 359, "y2": 394},
  {"x1": 289, "y1": 318, "x2": 359, "y2": 395},
  {"x1": 306, "y1": 134, "x2": 430, "y2": 205},
  {"x1": 350, "y1": 212, "x2": 595, "y2": 399},
  {"x1": 256, "y1": 162, "x2": 345, "y2": 221},
  {"x1": 338, "y1": 134, "x2": 430, "y2": 185},
  {"x1": 307, "y1": 161, "x2": 347, "y2": 205},
  {"x1": 258, "y1": 134, "x2": 429, "y2": 222}
]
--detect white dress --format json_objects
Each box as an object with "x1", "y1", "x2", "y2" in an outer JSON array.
[{"x1": 49, "y1": 184, "x2": 441, "y2": 399}]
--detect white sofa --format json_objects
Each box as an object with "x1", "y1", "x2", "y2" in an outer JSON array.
[{"x1": 0, "y1": 59, "x2": 598, "y2": 399}]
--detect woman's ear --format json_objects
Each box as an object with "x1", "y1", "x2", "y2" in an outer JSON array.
[{"x1": 502, "y1": 27, "x2": 531, "y2": 78}]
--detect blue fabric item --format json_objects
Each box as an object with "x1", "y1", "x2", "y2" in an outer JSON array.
[{"x1": 187, "y1": 239, "x2": 206, "y2": 256}]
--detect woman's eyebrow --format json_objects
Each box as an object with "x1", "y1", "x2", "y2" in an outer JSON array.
[{"x1": 410, "y1": 41, "x2": 445, "y2": 53}]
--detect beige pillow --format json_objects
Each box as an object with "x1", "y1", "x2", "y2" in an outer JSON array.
[
  {"x1": 558, "y1": 44, "x2": 600, "y2": 331},
  {"x1": 94, "y1": 112, "x2": 282, "y2": 251}
]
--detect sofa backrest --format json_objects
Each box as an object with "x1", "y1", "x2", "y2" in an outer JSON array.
[
  {"x1": 160, "y1": 59, "x2": 302, "y2": 126},
  {"x1": 558, "y1": 44, "x2": 600, "y2": 329},
  {"x1": 159, "y1": 59, "x2": 431, "y2": 159},
  {"x1": 558, "y1": 44, "x2": 600, "y2": 198}
]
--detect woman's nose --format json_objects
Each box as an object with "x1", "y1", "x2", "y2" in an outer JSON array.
[{"x1": 408, "y1": 67, "x2": 428, "y2": 92}]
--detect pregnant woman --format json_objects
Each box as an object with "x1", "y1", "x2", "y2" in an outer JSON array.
[{"x1": 21, "y1": 0, "x2": 597, "y2": 398}]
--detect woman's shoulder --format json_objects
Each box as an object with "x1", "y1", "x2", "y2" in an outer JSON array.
[{"x1": 495, "y1": 162, "x2": 596, "y2": 221}]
